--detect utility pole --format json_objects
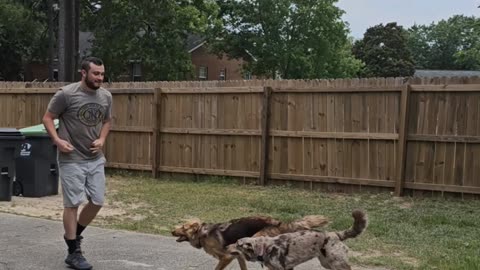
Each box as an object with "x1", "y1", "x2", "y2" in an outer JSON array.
[
  {"x1": 47, "y1": 0, "x2": 55, "y2": 81},
  {"x1": 58, "y1": 0, "x2": 79, "y2": 82}
]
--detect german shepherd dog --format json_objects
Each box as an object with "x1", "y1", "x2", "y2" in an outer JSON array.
[
  {"x1": 228, "y1": 210, "x2": 367, "y2": 270},
  {"x1": 172, "y1": 215, "x2": 329, "y2": 270}
]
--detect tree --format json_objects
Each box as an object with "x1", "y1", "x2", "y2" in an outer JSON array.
[
  {"x1": 429, "y1": 15, "x2": 479, "y2": 70},
  {"x1": 353, "y1": 22, "x2": 415, "y2": 77},
  {"x1": 454, "y1": 45, "x2": 480, "y2": 70},
  {"x1": 0, "y1": 0, "x2": 46, "y2": 80},
  {"x1": 406, "y1": 15, "x2": 480, "y2": 70},
  {"x1": 209, "y1": 0, "x2": 361, "y2": 79},
  {"x1": 81, "y1": 0, "x2": 220, "y2": 81},
  {"x1": 406, "y1": 24, "x2": 431, "y2": 69}
]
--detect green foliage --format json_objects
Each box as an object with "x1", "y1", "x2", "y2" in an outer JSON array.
[
  {"x1": 407, "y1": 15, "x2": 480, "y2": 70},
  {"x1": 406, "y1": 24, "x2": 431, "y2": 69},
  {"x1": 353, "y1": 22, "x2": 415, "y2": 78},
  {"x1": 455, "y1": 45, "x2": 480, "y2": 70},
  {"x1": 429, "y1": 15, "x2": 479, "y2": 70},
  {"x1": 209, "y1": 0, "x2": 361, "y2": 79},
  {"x1": 82, "y1": 0, "x2": 221, "y2": 81},
  {"x1": 0, "y1": 0, "x2": 46, "y2": 80}
]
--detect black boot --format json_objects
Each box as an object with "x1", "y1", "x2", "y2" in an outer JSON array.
[{"x1": 64, "y1": 236, "x2": 92, "y2": 270}]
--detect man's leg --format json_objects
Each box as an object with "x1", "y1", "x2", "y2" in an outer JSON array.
[
  {"x1": 60, "y1": 162, "x2": 92, "y2": 270},
  {"x1": 63, "y1": 207, "x2": 79, "y2": 254},
  {"x1": 63, "y1": 207, "x2": 93, "y2": 270},
  {"x1": 77, "y1": 200, "x2": 102, "y2": 235},
  {"x1": 80, "y1": 157, "x2": 107, "y2": 235},
  {"x1": 64, "y1": 207, "x2": 78, "y2": 239}
]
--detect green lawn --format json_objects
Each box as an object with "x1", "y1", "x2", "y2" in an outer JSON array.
[{"x1": 99, "y1": 171, "x2": 480, "y2": 270}]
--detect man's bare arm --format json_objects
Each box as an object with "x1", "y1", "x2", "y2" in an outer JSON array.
[
  {"x1": 42, "y1": 111, "x2": 74, "y2": 153},
  {"x1": 90, "y1": 118, "x2": 112, "y2": 153}
]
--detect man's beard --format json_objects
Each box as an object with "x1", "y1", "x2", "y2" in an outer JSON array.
[{"x1": 85, "y1": 75, "x2": 101, "y2": 90}]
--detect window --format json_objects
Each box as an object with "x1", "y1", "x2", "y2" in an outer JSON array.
[
  {"x1": 219, "y1": 68, "x2": 226, "y2": 80},
  {"x1": 132, "y1": 63, "x2": 142, "y2": 81},
  {"x1": 199, "y1": 66, "x2": 208, "y2": 80},
  {"x1": 244, "y1": 71, "x2": 252, "y2": 80}
]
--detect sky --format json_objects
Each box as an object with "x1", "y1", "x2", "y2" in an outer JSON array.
[{"x1": 336, "y1": 0, "x2": 479, "y2": 39}]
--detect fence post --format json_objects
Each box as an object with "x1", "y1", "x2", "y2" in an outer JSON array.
[
  {"x1": 151, "y1": 88, "x2": 162, "y2": 178},
  {"x1": 259, "y1": 86, "x2": 273, "y2": 185},
  {"x1": 395, "y1": 84, "x2": 411, "y2": 196}
]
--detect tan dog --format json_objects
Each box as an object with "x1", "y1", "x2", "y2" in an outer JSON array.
[
  {"x1": 172, "y1": 215, "x2": 329, "y2": 270},
  {"x1": 229, "y1": 210, "x2": 367, "y2": 270}
]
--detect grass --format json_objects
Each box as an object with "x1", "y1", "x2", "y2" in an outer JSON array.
[{"x1": 98, "y1": 170, "x2": 480, "y2": 270}]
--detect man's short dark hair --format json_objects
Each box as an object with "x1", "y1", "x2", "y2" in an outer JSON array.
[{"x1": 81, "y1": 57, "x2": 104, "y2": 72}]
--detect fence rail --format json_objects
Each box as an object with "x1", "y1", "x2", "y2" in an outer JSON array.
[{"x1": 1, "y1": 77, "x2": 480, "y2": 196}]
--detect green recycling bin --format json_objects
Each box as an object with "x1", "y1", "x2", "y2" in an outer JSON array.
[
  {"x1": 0, "y1": 128, "x2": 24, "y2": 201},
  {"x1": 14, "y1": 120, "x2": 59, "y2": 197}
]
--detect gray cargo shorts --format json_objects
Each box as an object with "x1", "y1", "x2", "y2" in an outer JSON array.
[{"x1": 59, "y1": 156, "x2": 106, "y2": 208}]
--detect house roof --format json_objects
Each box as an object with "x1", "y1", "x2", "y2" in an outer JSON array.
[
  {"x1": 186, "y1": 34, "x2": 206, "y2": 53},
  {"x1": 79, "y1": 32, "x2": 208, "y2": 56},
  {"x1": 415, "y1": 69, "x2": 480, "y2": 77}
]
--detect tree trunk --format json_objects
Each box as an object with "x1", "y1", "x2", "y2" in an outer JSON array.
[{"x1": 58, "y1": 0, "x2": 78, "y2": 82}]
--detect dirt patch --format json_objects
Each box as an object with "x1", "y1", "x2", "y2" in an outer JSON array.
[
  {"x1": 0, "y1": 195, "x2": 127, "y2": 220},
  {"x1": 0, "y1": 177, "x2": 131, "y2": 221}
]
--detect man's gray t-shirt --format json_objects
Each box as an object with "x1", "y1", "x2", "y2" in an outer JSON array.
[{"x1": 47, "y1": 82, "x2": 113, "y2": 162}]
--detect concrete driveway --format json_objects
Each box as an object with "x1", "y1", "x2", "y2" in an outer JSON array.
[{"x1": 0, "y1": 213, "x2": 322, "y2": 270}]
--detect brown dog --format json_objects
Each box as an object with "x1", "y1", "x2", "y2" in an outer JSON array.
[
  {"x1": 172, "y1": 215, "x2": 329, "y2": 270},
  {"x1": 229, "y1": 210, "x2": 367, "y2": 270}
]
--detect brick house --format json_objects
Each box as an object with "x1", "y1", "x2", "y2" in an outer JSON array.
[
  {"x1": 24, "y1": 33, "x2": 253, "y2": 82},
  {"x1": 187, "y1": 36, "x2": 253, "y2": 81}
]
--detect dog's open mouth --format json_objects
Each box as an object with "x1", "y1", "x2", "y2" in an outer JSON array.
[
  {"x1": 171, "y1": 229, "x2": 189, "y2": 242},
  {"x1": 175, "y1": 235, "x2": 188, "y2": 242}
]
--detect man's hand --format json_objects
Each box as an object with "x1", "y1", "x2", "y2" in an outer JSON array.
[
  {"x1": 90, "y1": 138, "x2": 105, "y2": 153},
  {"x1": 54, "y1": 138, "x2": 74, "y2": 153}
]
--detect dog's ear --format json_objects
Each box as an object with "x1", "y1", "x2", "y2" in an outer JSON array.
[
  {"x1": 254, "y1": 239, "x2": 266, "y2": 257},
  {"x1": 189, "y1": 221, "x2": 202, "y2": 233}
]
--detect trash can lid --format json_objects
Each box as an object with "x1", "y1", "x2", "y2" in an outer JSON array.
[
  {"x1": 0, "y1": 128, "x2": 25, "y2": 140},
  {"x1": 19, "y1": 119, "x2": 59, "y2": 136}
]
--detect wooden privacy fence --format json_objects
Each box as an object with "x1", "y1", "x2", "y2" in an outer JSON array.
[{"x1": 1, "y1": 78, "x2": 480, "y2": 196}]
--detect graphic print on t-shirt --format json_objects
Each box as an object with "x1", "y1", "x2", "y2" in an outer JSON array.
[{"x1": 77, "y1": 103, "x2": 105, "y2": 126}]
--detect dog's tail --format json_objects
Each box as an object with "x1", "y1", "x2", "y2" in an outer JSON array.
[
  {"x1": 253, "y1": 215, "x2": 329, "y2": 237},
  {"x1": 337, "y1": 209, "x2": 368, "y2": 241}
]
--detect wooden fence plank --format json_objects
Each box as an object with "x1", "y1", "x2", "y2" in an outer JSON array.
[
  {"x1": 159, "y1": 166, "x2": 259, "y2": 178},
  {"x1": 411, "y1": 84, "x2": 480, "y2": 92},
  {"x1": 151, "y1": 88, "x2": 161, "y2": 178},
  {"x1": 404, "y1": 182, "x2": 480, "y2": 194},
  {"x1": 110, "y1": 126, "x2": 153, "y2": 132},
  {"x1": 273, "y1": 86, "x2": 404, "y2": 93},
  {"x1": 395, "y1": 85, "x2": 411, "y2": 196},
  {"x1": 259, "y1": 87, "x2": 272, "y2": 185},
  {"x1": 270, "y1": 173, "x2": 395, "y2": 187},
  {"x1": 161, "y1": 87, "x2": 263, "y2": 94}
]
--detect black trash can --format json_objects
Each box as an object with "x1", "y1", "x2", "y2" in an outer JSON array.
[
  {"x1": 14, "y1": 122, "x2": 59, "y2": 197},
  {"x1": 0, "y1": 128, "x2": 24, "y2": 201}
]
